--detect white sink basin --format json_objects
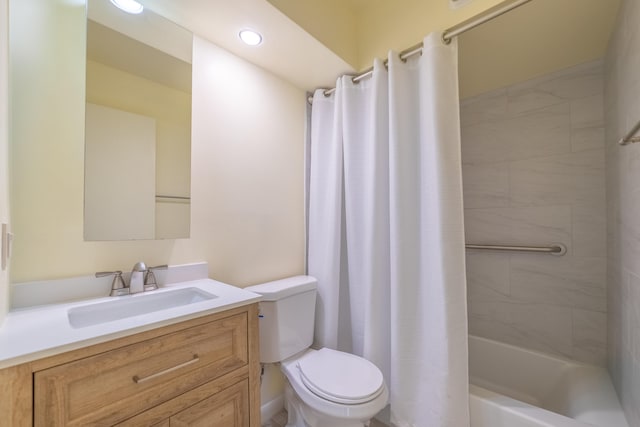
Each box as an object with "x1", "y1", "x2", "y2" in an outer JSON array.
[{"x1": 68, "y1": 287, "x2": 217, "y2": 328}]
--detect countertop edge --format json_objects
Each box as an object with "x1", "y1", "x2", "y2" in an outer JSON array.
[
  {"x1": 0, "y1": 280, "x2": 261, "y2": 370},
  {"x1": 0, "y1": 298, "x2": 261, "y2": 370}
]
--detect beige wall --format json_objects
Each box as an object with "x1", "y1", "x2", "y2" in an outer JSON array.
[
  {"x1": 354, "y1": 0, "x2": 504, "y2": 69},
  {"x1": 9, "y1": 0, "x2": 305, "y2": 287},
  {"x1": 0, "y1": 0, "x2": 9, "y2": 325},
  {"x1": 267, "y1": 0, "x2": 619, "y2": 99},
  {"x1": 189, "y1": 35, "x2": 305, "y2": 286},
  {"x1": 456, "y1": 0, "x2": 618, "y2": 99},
  {"x1": 604, "y1": 0, "x2": 640, "y2": 424},
  {"x1": 268, "y1": 0, "x2": 358, "y2": 68},
  {"x1": 354, "y1": 0, "x2": 618, "y2": 92},
  {"x1": 269, "y1": 0, "x2": 504, "y2": 70}
]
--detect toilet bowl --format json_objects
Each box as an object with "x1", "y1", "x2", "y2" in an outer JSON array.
[
  {"x1": 245, "y1": 276, "x2": 388, "y2": 427},
  {"x1": 281, "y1": 348, "x2": 389, "y2": 427}
]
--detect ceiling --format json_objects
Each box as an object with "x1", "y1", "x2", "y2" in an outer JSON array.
[
  {"x1": 138, "y1": 0, "x2": 355, "y2": 92},
  {"x1": 137, "y1": 0, "x2": 621, "y2": 98}
]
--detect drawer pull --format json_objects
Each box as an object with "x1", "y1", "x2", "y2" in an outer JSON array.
[{"x1": 132, "y1": 354, "x2": 200, "y2": 384}]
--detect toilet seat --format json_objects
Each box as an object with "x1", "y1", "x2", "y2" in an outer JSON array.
[{"x1": 297, "y1": 348, "x2": 385, "y2": 404}]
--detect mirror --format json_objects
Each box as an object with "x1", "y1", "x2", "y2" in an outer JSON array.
[{"x1": 84, "y1": 0, "x2": 192, "y2": 241}]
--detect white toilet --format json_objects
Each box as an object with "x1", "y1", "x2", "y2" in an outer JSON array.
[{"x1": 246, "y1": 276, "x2": 389, "y2": 427}]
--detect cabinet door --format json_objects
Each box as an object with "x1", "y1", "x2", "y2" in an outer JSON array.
[{"x1": 171, "y1": 380, "x2": 249, "y2": 427}]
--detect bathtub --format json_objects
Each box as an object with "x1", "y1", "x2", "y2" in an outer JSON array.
[{"x1": 469, "y1": 335, "x2": 629, "y2": 427}]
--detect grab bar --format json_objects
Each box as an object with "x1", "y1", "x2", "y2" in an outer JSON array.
[
  {"x1": 465, "y1": 243, "x2": 567, "y2": 256},
  {"x1": 619, "y1": 118, "x2": 640, "y2": 145},
  {"x1": 155, "y1": 195, "x2": 191, "y2": 204},
  {"x1": 155, "y1": 195, "x2": 190, "y2": 200}
]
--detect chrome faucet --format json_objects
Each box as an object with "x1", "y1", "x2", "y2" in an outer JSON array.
[
  {"x1": 144, "y1": 264, "x2": 168, "y2": 291},
  {"x1": 96, "y1": 270, "x2": 128, "y2": 296},
  {"x1": 129, "y1": 262, "x2": 147, "y2": 294}
]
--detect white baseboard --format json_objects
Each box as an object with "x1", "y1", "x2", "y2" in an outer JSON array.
[{"x1": 261, "y1": 394, "x2": 284, "y2": 425}]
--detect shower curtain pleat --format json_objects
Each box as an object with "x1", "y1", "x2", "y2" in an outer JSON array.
[
  {"x1": 308, "y1": 33, "x2": 469, "y2": 427},
  {"x1": 342, "y1": 59, "x2": 391, "y2": 381},
  {"x1": 308, "y1": 79, "x2": 344, "y2": 350}
]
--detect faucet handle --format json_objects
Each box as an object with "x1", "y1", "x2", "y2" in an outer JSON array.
[
  {"x1": 96, "y1": 271, "x2": 128, "y2": 297},
  {"x1": 95, "y1": 270, "x2": 123, "y2": 278},
  {"x1": 144, "y1": 265, "x2": 167, "y2": 291}
]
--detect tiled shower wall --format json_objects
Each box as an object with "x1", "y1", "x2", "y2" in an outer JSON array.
[
  {"x1": 605, "y1": 0, "x2": 640, "y2": 424},
  {"x1": 461, "y1": 61, "x2": 607, "y2": 365}
]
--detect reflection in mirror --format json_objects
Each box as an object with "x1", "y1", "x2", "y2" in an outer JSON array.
[{"x1": 84, "y1": 0, "x2": 192, "y2": 241}]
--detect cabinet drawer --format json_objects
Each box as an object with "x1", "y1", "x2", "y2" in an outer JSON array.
[
  {"x1": 34, "y1": 312, "x2": 248, "y2": 426},
  {"x1": 171, "y1": 379, "x2": 249, "y2": 427}
]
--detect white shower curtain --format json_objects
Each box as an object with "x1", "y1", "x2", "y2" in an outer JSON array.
[{"x1": 308, "y1": 33, "x2": 469, "y2": 427}]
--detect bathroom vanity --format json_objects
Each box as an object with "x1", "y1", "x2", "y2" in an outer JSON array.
[{"x1": 0, "y1": 275, "x2": 261, "y2": 426}]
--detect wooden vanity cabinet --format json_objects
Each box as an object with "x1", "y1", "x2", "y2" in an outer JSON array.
[{"x1": 0, "y1": 303, "x2": 260, "y2": 427}]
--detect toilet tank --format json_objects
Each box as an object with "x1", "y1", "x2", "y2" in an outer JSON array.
[{"x1": 245, "y1": 276, "x2": 317, "y2": 363}]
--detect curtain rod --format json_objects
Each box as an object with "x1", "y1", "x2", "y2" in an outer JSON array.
[{"x1": 307, "y1": 0, "x2": 534, "y2": 104}]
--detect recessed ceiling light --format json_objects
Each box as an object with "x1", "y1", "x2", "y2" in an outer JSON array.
[
  {"x1": 239, "y1": 29, "x2": 263, "y2": 46},
  {"x1": 110, "y1": 0, "x2": 144, "y2": 14}
]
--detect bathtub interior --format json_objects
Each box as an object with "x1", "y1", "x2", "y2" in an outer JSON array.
[
  {"x1": 469, "y1": 335, "x2": 629, "y2": 427},
  {"x1": 470, "y1": 384, "x2": 587, "y2": 427}
]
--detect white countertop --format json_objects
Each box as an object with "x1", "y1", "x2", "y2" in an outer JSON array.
[{"x1": 0, "y1": 279, "x2": 261, "y2": 369}]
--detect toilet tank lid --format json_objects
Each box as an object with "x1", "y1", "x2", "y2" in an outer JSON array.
[{"x1": 245, "y1": 275, "x2": 317, "y2": 301}]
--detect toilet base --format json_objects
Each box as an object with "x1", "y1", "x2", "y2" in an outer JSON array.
[{"x1": 283, "y1": 381, "x2": 372, "y2": 427}]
